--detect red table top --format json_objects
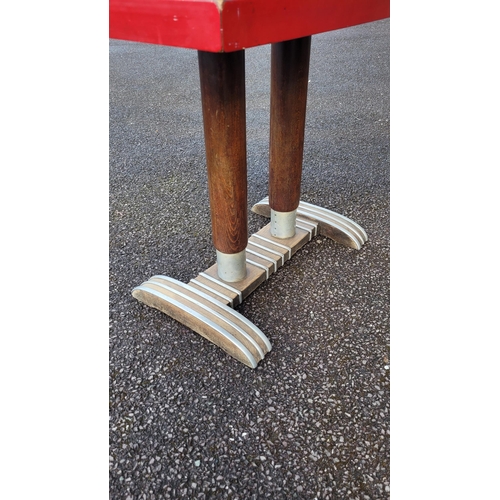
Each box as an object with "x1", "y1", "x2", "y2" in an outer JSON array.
[{"x1": 109, "y1": 0, "x2": 389, "y2": 52}]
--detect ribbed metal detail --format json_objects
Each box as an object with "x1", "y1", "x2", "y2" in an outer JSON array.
[
  {"x1": 300, "y1": 200, "x2": 367, "y2": 241},
  {"x1": 143, "y1": 279, "x2": 264, "y2": 359},
  {"x1": 246, "y1": 248, "x2": 278, "y2": 272},
  {"x1": 252, "y1": 197, "x2": 367, "y2": 250},
  {"x1": 191, "y1": 278, "x2": 234, "y2": 307},
  {"x1": 151, "y1": 275, "x2": 272, "y2": 353},
  {"x1": 297, "y1": 205, "x2": 365, "y2": 249},
  {"x1": 252, "y1": 234, "x2": 292, "y2": 259},
  {"x1": 246, "y1": 258, "x2": 269, "y2": 279},
  {"x1": 133, "y1": 284, "x2": 258, "y2": 368},
  {"x1": 247, "y1": 240, "x2": 284, "y2": 266},
  {"x1": 199, "y1": 272, "x2": 243, "y2": 303},
  {"x1": 296, "y1": 216, "x2": 318, "y2": 237}
]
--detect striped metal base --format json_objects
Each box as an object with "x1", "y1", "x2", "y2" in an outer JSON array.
[
  {"x1": 251, "y1": 197, "x2": 368, "y2": 249},
  {"x1": 132, "y1": 276, "x2": 271, "y2": 368},
  {"x1": 133, "y1": 200, "x2": 367, "y2": 368}
]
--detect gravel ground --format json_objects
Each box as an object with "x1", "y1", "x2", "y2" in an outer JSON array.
[{"x1": 110, "y1": 18, "x2": 390, "y2": 500}]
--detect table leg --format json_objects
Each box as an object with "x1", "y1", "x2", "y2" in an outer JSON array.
[
  {"x1": 133, "y1": 48, "x2": 273, "y2": 368},
  {"x1": 269, "y1": 36, "x2": 311, "y2": 238},
  {"x1": 198, "y1": 50, "x2": 248, "y2": 282},
  {"x1": 254, "y1": 35, "x2": 367, "y2": 248}
]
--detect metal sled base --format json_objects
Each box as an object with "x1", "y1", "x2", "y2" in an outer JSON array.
[{"x1": 132, "y1": 200, "x2": 367, "y2": 368}]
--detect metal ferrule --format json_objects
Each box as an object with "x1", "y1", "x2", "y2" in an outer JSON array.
[
  {"x1": 271, "y1": 209, "x2": 297, "y2": 239},
  {"x1": 216, "y1": 249, "x2": 247, "y2": 282}
]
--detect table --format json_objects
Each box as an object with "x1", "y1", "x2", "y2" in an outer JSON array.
[{"x1": 109, "y1": 0, "x2": 390, "y2": 368}]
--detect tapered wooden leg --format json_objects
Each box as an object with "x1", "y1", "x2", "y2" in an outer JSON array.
[
  {"x1": 198, "y1": 50, "x2": 248, "y2": 281},
  {"x1": 269, "y1": 36, "x2": 311, "y2": 238}
]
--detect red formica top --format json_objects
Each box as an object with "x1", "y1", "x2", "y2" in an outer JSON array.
[{"x1": 109, "y1": 0, "x2": 389, "y2": 52}]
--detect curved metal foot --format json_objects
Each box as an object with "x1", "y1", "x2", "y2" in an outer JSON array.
[
  {"x1": 251, "y1": 197, "x2": 368, "y2": 249},
  {"x1": 132, "y1": 275, "x2": 271, "y2": 368}
]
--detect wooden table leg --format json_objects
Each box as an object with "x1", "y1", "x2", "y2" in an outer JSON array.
[
  {"x1": 253, "y1": 35, "x2": 368, "y2": 249},
  {"x1": 269, "y1": 36, "x2": 311, "y2": 238},
  {"x1": 198, "y1": 50, "x2": 248, "y2": 282}
]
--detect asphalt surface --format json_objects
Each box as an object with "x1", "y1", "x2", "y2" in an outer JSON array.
[{"x1": 110, "y1": 18, "x2": 390, "y2": 500}]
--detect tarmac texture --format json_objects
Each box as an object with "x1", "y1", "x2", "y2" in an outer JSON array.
[{"x1": 110, "y1": 19, "x2": 390, "y2": 500}]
